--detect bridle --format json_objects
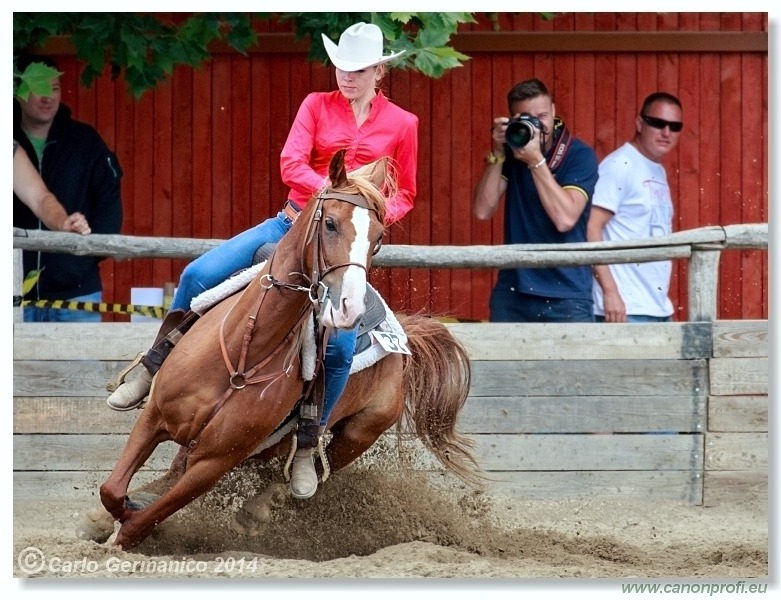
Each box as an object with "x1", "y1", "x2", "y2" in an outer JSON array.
[
  {"x1": 257, "y1": 189, "x2": 381, "y2": 306},
  {"x1": 305, "y1": 189, "x2": 381, "y2": 292}
]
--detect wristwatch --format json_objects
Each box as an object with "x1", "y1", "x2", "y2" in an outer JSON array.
[{"x1": 485, "y1": 151, "x2": 505, "y2": 165}]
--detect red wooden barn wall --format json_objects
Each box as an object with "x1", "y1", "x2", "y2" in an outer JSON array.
[{"x1": 39, "y1": 12, "x2": 768, "y2": 322}]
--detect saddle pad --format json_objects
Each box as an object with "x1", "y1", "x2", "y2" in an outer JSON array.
[
  {"x1": 300, "y1": 284, "x2": 407, "y2": 380},
  {"x1": 190, "y1": 262, "x2": 266, "y2": 315}
]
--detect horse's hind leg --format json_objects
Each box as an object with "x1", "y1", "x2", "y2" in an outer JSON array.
[
  {"x1": 325, "y1": 365, "x2": 404, "y2": 473},
  {"x1": 231, "y1": 481, "x2": 289, "y2": 536}
]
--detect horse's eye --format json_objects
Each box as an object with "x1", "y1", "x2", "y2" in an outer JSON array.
[
  {"x1": 325, "y1": 217, "x2": 337, "y2": 232},
  {"x1": 372, "y1": 235, "x2": 383, "y2": 256}
]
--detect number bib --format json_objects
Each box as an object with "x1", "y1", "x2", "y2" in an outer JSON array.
[{"x1": 371, "y1": 330, "x2": 411, "y2": 355}]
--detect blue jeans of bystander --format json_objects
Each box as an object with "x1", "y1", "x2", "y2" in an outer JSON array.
[
  {"x1": 24, "y1": 291, "x2": 103, "y2": 322},
  {"x1": 594, "y1": 315, "x2": 672, "y2": 323},
  {"x1": 489, "y1": 288, "x2": 595, "y2": 323}
]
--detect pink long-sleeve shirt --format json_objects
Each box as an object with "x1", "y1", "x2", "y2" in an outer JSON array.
[{"x1": 280, "y1": 90, "x2": 419, "y2": 225}]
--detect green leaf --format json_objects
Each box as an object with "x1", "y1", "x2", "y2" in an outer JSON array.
[
  {"x1": 415, "y1": 26, "x2": 453, "y2": 49},
  {"x1": 14, "y1": 62, "x2": 63, "y2": 100},
  {"x1": 427, "y1": 45, "x2": 469, "y2": 58},
  {"x1": 413, "y1": 48, "x2": 465, "y2": 78},
  {"x1": 225, "y1": 24, "x2": 258, "y2": 53},
  {"x1": 23, "y1": 268, "x2": 44, "y2": 296},
  {"x1": 71, "y1": 29, "x2": 108, "y2": 72},
  {"x1": 11, "y1": 12, "x2": 503, "y2": 97},
  {"x1": 15, "y1": 81, "x2": 31, "y2": 100},
  {"x1": 119, "y1": 31, "x2": 150, "y2": 72}
]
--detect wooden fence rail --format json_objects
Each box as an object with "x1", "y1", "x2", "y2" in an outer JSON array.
[
  {"x1": 12, "y1": 224, "x2": 767, "y2": 323},
  {"x1": 13, "y1": 319, "x2": 768, "y2": 506}
]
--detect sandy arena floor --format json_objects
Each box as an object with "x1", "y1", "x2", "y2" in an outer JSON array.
[{"x1": 12, "y1": 462, "x2": 769, "y2": 588}]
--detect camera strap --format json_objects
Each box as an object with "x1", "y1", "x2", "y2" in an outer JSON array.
[{"x1": 547, "y1": 117, "x2": 572, "y2": 173}]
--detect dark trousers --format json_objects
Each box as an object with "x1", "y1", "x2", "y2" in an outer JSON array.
[{"x1": 489, "y1": 288, "x2": 595, "y2": 323}]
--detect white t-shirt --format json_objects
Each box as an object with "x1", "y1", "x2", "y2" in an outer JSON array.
[{"x1": 591, "y1": 142, "x2": 674, "y2": 317}]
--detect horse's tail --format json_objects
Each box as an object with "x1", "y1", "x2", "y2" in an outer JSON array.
[{"x1": 396, "y1": 314, "x2": 485, "y2": 489}]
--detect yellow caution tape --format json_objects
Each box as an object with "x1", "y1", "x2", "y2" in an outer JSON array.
[
  {"x1": 16, "y1": 299, "x2": 164, "y2": 318},
  {"x1": 19, "y1": 268, "x2": 166, "y2": 317}
]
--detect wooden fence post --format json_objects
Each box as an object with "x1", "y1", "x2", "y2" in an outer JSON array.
[
  {"x1": 13, "y1": 248, "x2": 23, "y2": 323},
  {"x1": 688, "y1": 245, "x2": 722, "y2": 321},
  {"x1": 162, "y1": 282, "x2": 176, "y2": 313}
]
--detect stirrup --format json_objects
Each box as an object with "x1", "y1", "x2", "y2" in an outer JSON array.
[
  {"x1": 106, "y1": 352, "x2": 145, "y2": 392},
  {"x1": 317, "y1": 434, "x2": 330, "y2": 484}
]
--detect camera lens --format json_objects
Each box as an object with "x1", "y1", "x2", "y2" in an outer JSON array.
[{"x1": 505, "y1": 120, "x2": 533, "y2": 149}]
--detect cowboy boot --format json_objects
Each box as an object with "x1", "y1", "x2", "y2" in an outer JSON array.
[
  {"x1": 106, "y1": 309, "x2": 197, "y2": 411},
  {"x1": 106, "y1": 367, "x2": 154, "y2": 412},
  {"x1": 289, "y1": 421, "x2": 322, "y2": 499}
]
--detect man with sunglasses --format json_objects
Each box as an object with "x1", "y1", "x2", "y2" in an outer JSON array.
[{"x1": 587, "y1": 92, "x2": 683, "y2": 323}]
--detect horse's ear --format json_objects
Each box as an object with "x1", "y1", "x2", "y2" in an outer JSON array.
[
  {"x1": 348, "y1": 157, "x2": 388, "y2": 189},
  {"x1": 367, "y1": 157, "x2": 388, "y2": 189},
  {"x1": 329, "y1": 149, "x2": 349, "y2": 189}
]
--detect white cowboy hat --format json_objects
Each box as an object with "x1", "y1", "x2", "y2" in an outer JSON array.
[{"x1": 322, "y1": 22, "x2": 405, "y2": 72}]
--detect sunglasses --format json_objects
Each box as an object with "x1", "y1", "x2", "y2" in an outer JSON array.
[{"x1": 641, "y1": 115, "x2": 683, "y2": 133}]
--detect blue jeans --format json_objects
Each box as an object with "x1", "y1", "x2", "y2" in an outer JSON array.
[
  {"x1": 170, "y1": 210, "x2": 293, "y2": 311},
  {"x1": 171, "y1": 208, "x2": 356, "y2": 428},
  {"x1": 489, "y1": 288, "x2": 595, "y2": 323},
  {"x1": 595, "y1": 315, "x2": 673, "y2": 323},
  {"x1": 321, "y1": 326, "x2": 358, "y2": 426},
  {"x1": 24, "y1": 291, "x2": 103, "y2": 322}
]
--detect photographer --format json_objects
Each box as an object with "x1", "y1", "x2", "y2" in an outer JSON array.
[{"x1": 473, "y1": 78, "x2": 598, "y2": 322}]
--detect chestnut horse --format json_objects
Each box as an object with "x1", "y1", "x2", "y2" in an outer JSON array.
[{"x1": 94, "y1": 151, "x2": 481, "y2": 549}]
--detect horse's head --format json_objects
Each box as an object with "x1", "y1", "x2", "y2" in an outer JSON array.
[{"x1": 305, "y1": 149, "x2": 390, "y2": 329}]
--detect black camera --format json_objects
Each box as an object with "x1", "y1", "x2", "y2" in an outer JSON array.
[{"x1": 505, "y1": 113, "x2": 542, "y2": 149}]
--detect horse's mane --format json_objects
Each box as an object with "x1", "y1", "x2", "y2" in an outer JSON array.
[
  {"x1": 334, "y1": 157, "x2": 399, "y2": 226},
  {"x1": 289, "y1": 156, "x2": 396, "y2": 273}
]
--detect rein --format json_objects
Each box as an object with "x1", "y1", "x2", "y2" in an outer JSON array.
[{"x1": 185, "y1": 188, "x2": 375, "y2": 451}]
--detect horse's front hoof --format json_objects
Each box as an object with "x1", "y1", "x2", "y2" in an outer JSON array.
[
  {"x1": 231, "y1": 505, "x2": 264, "y2": 537},
  {"x1": 75, "y1": 507, "x2": 116, "y2": 543},
  {"x1": 124, "y1": 491, "x2": 159, "y2": 511}
]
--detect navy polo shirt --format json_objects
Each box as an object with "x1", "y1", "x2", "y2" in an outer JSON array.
[{"x1": 497, "y1": 138, "x2": 598, "y2": 300}]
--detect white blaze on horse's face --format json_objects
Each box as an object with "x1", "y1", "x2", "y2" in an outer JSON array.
[{"x1": 320, "y1": 206, "x2": 371, "y2": 329}]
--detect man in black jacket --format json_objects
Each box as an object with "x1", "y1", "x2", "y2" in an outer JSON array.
[{"x1": 14, "y1": 54, "x2": 123, "y2": 322}]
